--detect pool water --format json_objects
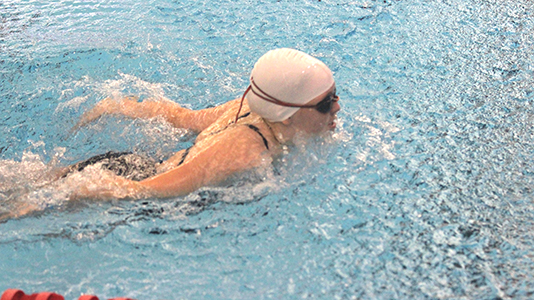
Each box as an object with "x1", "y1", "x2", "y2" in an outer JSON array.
[{"x1": 2, "y1": 0, "x2": 534, "y2": 299}]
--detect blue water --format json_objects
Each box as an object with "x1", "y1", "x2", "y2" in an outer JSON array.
[{"x1": 2, "y1": 0, "x2": 534, "y2": 299}]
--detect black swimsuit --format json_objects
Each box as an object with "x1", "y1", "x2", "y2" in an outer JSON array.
[
  {"x1": 65, "y1": 112, "x2": 270, "y2": 181},
  {"x1": 64, "y1": 151, "x2": 158, "y2": 181}
]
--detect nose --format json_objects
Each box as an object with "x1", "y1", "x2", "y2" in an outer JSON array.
[{"x1": 331, "y1": 97, "x2": 341, "y2": 114}]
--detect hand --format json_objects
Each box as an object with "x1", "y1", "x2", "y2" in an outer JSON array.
[
  {"x1": 0, "y1": 201, "x2": 40, "y2": 223},
  {"x1": 72, "y1": 96, "x2": 138, "y2": 132},
  {"x1": 68, "y1": 173, "x2": 145, "y2": 201}
]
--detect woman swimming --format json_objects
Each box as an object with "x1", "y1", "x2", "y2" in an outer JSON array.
[
  {"x1": 67, "y1": 48, "x2": 341, "y2": 200},
  {"x1": 9, "y1": 48, "x2": 341, "y2": 213}
]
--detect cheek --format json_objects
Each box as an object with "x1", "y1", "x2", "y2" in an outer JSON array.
[
  {"x1": 308, "y1": 114, "x2": 330, "y2": 132},
  {"x1": 292, "y1": 110, "x2": 330, "y2": 133}
]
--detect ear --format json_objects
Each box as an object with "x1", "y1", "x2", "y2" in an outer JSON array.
[{"x1": 281, "y1": 117, "x2": 292, "y2": 126}]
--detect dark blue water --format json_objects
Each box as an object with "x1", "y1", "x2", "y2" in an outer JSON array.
[{"x1": 1, "y1": 0, "x2": 534, "y2": 299}]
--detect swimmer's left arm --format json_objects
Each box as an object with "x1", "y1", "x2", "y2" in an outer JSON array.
[
  {"x1": 74, "y1": 96, "x2": 241, "y2": 133},
  {"x1": 74, "y1": 96, "x2": 190, "y2": 130}
]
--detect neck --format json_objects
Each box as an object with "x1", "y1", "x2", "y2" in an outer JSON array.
[{"x1": 264, "y1": 120, "x2": 295, "y2": 145}]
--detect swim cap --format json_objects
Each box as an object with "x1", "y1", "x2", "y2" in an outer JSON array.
[{"x1": 246, "y1": 48, "x2": 335, "y2": 122}]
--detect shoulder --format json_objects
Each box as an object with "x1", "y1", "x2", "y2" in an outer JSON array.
[
  {"x1": 196, "y1": 123, "x2": 269, "y2": 155},
  {"x1": 196, "y1": 99, "x2": 253, "y2": 140}
]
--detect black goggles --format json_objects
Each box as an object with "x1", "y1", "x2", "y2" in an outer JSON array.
[{"x1": 313, "y1": 90, "x2": 339, "y2": 114}]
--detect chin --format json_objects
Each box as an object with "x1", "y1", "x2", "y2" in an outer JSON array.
[{"x1": 328, "y1": 120, "x2": 336, "y2": 130}]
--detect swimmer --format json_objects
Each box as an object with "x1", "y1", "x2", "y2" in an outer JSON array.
[{"x1": 4, "y1": 48, "x2": 341, "y2": 218}]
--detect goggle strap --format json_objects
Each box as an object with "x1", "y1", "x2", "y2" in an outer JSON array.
[
  {"x1": 250, "y1": 78, "x2": 318, "y2": 108},
  {"x1": 235, "y1": 85, "x2": 252, "y2": 123}
]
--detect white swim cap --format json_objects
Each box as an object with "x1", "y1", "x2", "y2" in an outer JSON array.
[{"x1": 246, "y1": 48, "x2": 335, "y2": 122}]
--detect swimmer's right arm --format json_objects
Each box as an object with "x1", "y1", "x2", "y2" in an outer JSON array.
[
  {"x1": 69, "y1": 126, "x2": 268, "y2": 200},
  {"x1": 74, "y1": 96, "x2": 240, "y2": 132}
]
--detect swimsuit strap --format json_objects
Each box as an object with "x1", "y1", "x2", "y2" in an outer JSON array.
[
  {"x1": 177, "y1": 146, "x2": 192, "y2": 167},
  {"x1": 236, "y1": 111, "x2": 270, "y2": 150},
  {"x1": 238, "y1": 111, "x2": 251, "y2": 120},
  {"x1": 246, "y1": 124, "x2": 269, "y2": 150}
]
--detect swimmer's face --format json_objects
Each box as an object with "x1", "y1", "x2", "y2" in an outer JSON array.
[{"x1": 287, "y1": 85, "x2": 341, "y2": 134}]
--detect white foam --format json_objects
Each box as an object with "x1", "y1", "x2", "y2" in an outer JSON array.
[{"x1": 352, "y1": 115, "x2": 400, "y2": 162}]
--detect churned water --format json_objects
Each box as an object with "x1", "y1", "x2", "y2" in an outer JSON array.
[{"x1": 1, "y1": 0, "x2": 534, "y2": 299}]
